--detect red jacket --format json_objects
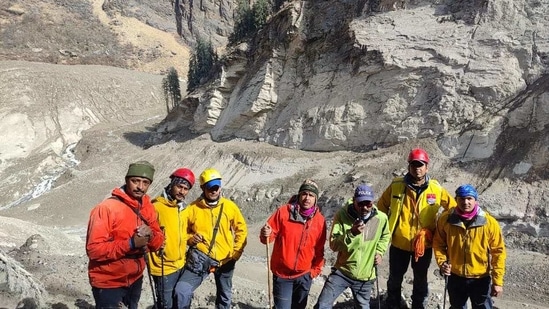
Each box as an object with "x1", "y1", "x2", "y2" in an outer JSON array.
[
  {"x1": 260, "y1": 203, "x2": 326, "y2": 279},
  {"x1": 86, "y1": 187, "x2": 164, "y2": 288}
]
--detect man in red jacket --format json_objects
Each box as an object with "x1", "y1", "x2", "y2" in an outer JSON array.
[
  {"x1": 86, "y1": 161, "x2": 165, "y2": 309},
  {"x1": 260, "y1": 179, "x2": 327, "y2": 309}
]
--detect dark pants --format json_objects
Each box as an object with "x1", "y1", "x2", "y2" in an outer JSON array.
[
  {"x1": 153, "y1": 268, "x2": 185, "y2": 309},
  {"x1": 175, "y1": 259, "x2": 236, "y2": 309},
  {"x1": 92, "y1": 276, "x2": 143, "y2": 309},
  {"x1": 386, "y1": 245, "x2": 432, "y2": 309},
  {"x1": 447, "y1": 275, "x2": 493, "y2": 309},
  {"x1": 273, "y1": 272, "x2": 313, "y2": 309},
  {"x1": 315, "y1": 269, "x2": 374, "y2": 309}
]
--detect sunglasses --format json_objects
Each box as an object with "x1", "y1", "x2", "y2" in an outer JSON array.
[
  {"x1": 357, "y1": 201, "x2": 373, "y2": 207},
  {"x1": 409, "y1": 161, "x2": 426, "y2": 168}
]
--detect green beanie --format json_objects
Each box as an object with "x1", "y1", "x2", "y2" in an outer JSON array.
[
  {"x1": 126, "y1": 160, "x2": 155, "y2": 182},
  {"x1": 298, "y1": 179, "x2": 319, "y2": 198}
]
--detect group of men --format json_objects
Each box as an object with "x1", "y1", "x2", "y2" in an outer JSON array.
[
  {"x1": 86, "y1": 163, "x2": 247, "y2": 309},
  {"x1": 86, "y1": 147, "x2": 507, "y2": 309}
]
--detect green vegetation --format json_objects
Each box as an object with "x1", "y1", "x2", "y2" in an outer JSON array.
[
  {"x1": 187, "y1": 38, "x2": 219, "y2": 93},
  {"x1": 162, "y1": 67, "x2": 181, "y2": 112},
  {"x1": 228, "y1": 0, "x2": 271, "y2": 45}
]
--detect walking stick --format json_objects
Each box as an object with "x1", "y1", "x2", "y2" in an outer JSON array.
[
  {"x1": 266, "y1": 241, "x2": 273, "y2": 309},
  {"x1": 443, "y1": 274, "x2": 448, "y2": 309},
  {"x1": 374, "y1": 265, "x2": 381, "y2": 309},
  {"x1": 442, "y1": 260, "x2": 449, "y2": 309},
  {"x1": 159, "y1": 226, "x2": 165, "y2": 309},
  {"x1": 144, "y1": 252, "x2": 158, "y2": 308}
]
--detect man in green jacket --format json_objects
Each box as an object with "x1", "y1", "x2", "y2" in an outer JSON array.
[{"x1": 315, "y1": 184, "x2": 391, "y2": 308}]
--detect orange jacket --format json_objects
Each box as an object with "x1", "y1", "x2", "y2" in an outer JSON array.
[
  {"x1": 260, "y1": 203, "x2": 326, "y2": 279},
  {"x1": 86, "y1": 187, "x2": 164, "y2": 288}
]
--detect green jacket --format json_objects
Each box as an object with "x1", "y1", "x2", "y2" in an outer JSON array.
[{"x1": 330, "y1": 200, "x2": 391, "y2": 281}]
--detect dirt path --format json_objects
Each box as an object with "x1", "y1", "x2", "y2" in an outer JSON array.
[{"x1": 89, "y1": 0, "x2": 190, "y2": 77}]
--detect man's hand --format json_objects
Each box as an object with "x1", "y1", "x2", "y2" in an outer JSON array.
[
  {"x1": 261, "y1": 224, "x2": 272, "y2": 238},
  {"x1": 374, "y1": 254, "x2": 382, "y2": 266},
  {"x1": 491, "y1": 285, "x2": 503, "y2": 297},
  {"x1": 136, "y1": 224, "x2": 152, "y2": 238},
  {"x1": 351, "y1": 218, "x2": 365, "y2": 236},
  {"x1": 189, "y1": 233, "x2": 206, "y2": 246},
  {"x1": 132, "y1": 234, "x2": 149, "y2": 248},
  {"x1": 440, "y1": 261, "x2": 451, "y2": 276}
]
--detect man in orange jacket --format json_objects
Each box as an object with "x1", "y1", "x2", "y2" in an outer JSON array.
[
  {"x1": 260, "y1": 179, "x2": 327, "y2": 309},
  {"x1": 86, "y1": 161, "x2": 165, "y2": 309}
]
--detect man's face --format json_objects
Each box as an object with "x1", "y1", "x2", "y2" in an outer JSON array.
[
  {"x1": 125, "y1": 176, "x2": 151, "y2": 200},
  {"x1": 299, "y1": 191, "x2": 316, "y2": 210},
  {"x1": 408, "y1": 160, "x2": 428, "y2": 180},
  {"x1": 170, "y1": 183, "x2": 190, "y2": 202},
  {"x1": 203, "y1": 185, "x2": 221, "y2": 200},
  {"x1": 457, "y1": 196, "x2": 476, "y2": 213},
  {"x1": 353, "y1": 199, "x2": 374, "y2": 217}
]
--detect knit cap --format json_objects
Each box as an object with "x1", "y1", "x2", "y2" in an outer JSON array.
[
  {"x1": 298, "y1": 179, "x2": 319, "y2": 198},
  {"x1": 126, "y1": 160, "x2": 155, "y2": 182}
]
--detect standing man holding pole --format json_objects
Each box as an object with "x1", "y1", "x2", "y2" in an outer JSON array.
[
  {"x1": 260, "y1": 179, "x2": 327, "y2": 309},
  {"x1": 148, "y1": 168, "x2": 196, "y2": 309},
  {"x1": 433, "y1": 184, "x2": 506, "y2": 309},
  {"x1": 377, "y1": 148, "x2": 456, "y2": 309},
  {"x1": 315, "y1": 184, "x2": 391, "y2": 309},
  {"x1": 86, "y1": 161, "x2": 165, "y2": 309}
]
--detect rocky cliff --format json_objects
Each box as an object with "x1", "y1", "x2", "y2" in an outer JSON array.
[{"x1": 176, "y1": 0, "x2": 549, "y2": 179}]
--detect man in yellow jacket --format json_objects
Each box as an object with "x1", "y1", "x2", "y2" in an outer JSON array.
[
  {"x1": 377, "y1": 148, "x2": 456, "y2": 309},
  {"x1": 148, "y1": 168, "x2": 196, "y2": 309},
  {"x1": 433, "y1": 184, "x2": 506, "y2": 309},
  {"x1": 175, "y1": 168, "x2": 248, "y2": 309}
]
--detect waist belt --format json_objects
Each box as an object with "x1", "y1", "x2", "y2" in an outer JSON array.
[{"x1": 124, "y1": 253, "x2": 145, "y2": 259}]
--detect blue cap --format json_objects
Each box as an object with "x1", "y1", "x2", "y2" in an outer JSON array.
[
  {"x1": 354, "y1": 184, "x2": 375, "y2": 202},
  {"x1": 455, "y1": 184, "x2": 478, "y2": 200},
  {"x1": 204, "y1": 179, "x2": 221, "y2": 189}
]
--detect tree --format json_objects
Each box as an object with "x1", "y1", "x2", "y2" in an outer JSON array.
[
  {"x1": 187, "y1": 38, "x2": 219, "y2": 93},
  {"x1": 228, "y1": 0, "x2": 270, "y2": 45},
  {"x1": 162, "y1": 67, "x2": 182, "y2": 112}
]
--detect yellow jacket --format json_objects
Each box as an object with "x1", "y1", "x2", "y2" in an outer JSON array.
[
  {"x1": 433, "y1": 208, "x2": 506, "y2": 286},
  {"x1": 147, "y1": 194, "x2": 188, "y2": 276},
  {"x1": 377, "y1": 175, "x2": 456, "y2": 251},
  {"x1": 186, "y1": 196, "x2": 248, "y2": 265}
]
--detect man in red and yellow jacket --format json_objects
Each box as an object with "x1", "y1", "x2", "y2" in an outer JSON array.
[
  {"x1": 260, "y1": 179, "x2": 327, "y2": 309},
  {"x1": 377, "y1": 148, "x2": 456, "y2": 309},
  {"x1": 86, "y1": 161, "x2": 164, "y2": 309}
]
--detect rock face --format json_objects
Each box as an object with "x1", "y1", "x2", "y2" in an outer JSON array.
[{"x1": 182, "y1": 0, "x2": 549, "y2": 177}]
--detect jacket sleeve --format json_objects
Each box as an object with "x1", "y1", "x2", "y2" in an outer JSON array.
[
  {"x1": 86, "y1": 203, "x2": 132, "y2": 261},
  {"x1": 440, "y1": 188, "x2": 457, "y2": 211},
  {"x1": 310, "y1": 217, "x2": 327, "y2": 278},
  {"x1": 230, "y1": 204, "x2": 248, "y2": 260},
  {"x1": 432, "y1": 213, "x2": 449, "y2": 267},
  {"x1": 329, "y1": 211, "x2": 354, "y2": 252},
  {"x1": 488, "y1": 217, "x2": 506, "y2": 286},
  {"x1": 260, "y1": 207, "x2": 280, "y2": 244},
  {"x1": 376, "y1": 215, "x2": 391, "y2": 256},
  {"x1": 377, "y1": 185, "x2": 393, "y2": 215},
  {"x1": 145, "y1": 206, "x2": 164, "y2": 252}
]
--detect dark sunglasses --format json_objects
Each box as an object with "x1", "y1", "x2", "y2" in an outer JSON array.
[
  {"x1": 409, "y1": 161, "x2": 426, "y2": 168},
  {"x1": 357, "y1": 201, "x2": 373, "y2": 207}
]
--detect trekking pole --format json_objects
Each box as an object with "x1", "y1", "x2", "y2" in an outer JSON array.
[
  {"x1": 442, "y1": 260, "x2": 449, "y2": 309},
  {"x1": 374, "y1": 264, "x2": 381, "y2": 309},
  {"x1": 159, "y1": 226, "x2": 165, "y2": 309},
  {"x1": 144, "y1": 252, "x2": 158, "y2": 308},
  {"x1": 266, "y1": 241, "x2": 273, "y2": 309}
]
